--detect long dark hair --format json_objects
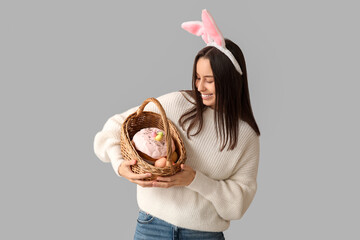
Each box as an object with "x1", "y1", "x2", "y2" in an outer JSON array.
[{"x1": 179, "y1": 39, "x2": 260, "y2": 151}]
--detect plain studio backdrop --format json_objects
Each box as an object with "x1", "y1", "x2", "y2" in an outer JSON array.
[{"x1": 1, "y1": 0, "x2": 359, "y2": 239}]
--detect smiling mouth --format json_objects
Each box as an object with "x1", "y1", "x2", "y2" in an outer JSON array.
[{"x1": 201, "y1": 94, "x2": 213, "y2": 99}]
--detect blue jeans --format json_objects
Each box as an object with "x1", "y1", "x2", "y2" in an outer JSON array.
[{"x1": 134, "y1": 209, "x2": 225, "y2": 240}]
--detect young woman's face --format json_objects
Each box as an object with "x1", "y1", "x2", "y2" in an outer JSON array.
[{"x1": 195, "y1": 57, "x2": 216, "y2": 109}]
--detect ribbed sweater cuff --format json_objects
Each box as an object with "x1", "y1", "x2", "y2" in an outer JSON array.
[
  {"x1": 107, "y1": 145, "x2": 124, "y2": 177},
  {"x1": 186, "y1": 170, "x2": 215, "y2": 196},
  {"x1": 111, "y1": 158, "x2": 124, "y2": 177}
]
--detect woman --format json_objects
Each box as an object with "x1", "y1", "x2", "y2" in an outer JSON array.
[{"x1": 94, "y1": 10, "x2": 260, "y2": 240}]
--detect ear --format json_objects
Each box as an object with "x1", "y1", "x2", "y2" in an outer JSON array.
[
  {"x1": 181, "y1": 21, "x2": 204, "y2": 36},
  {"x1": 201, "y1": 9, "x2": 225, "y2": 47}
]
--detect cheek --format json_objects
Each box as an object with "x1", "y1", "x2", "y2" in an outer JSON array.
[{"x1": 210, "y1": 83, "x2": 216, "y2": 92}]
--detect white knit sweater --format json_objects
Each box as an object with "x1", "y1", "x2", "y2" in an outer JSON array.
[{"x1": 93, "y1": 91, "x2": 260, "y2": 232}]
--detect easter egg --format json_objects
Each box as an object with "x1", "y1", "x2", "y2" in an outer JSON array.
[
  {"x1": 170, "y1": 151, "x2": 178, "y2": 163},
  {"x1": 154, "y1": 157, "x2": 167, "y2": 168}
]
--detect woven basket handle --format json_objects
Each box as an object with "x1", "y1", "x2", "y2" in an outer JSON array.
[{"x1": 136, "y1": 98, "x2": 174, "y2": 168}]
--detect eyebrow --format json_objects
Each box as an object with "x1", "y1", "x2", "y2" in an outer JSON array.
[{"x1": 196, "y1": 73, "x2": 214, "y2": 77}]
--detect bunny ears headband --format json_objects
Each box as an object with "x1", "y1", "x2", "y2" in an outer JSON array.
[{"x1": 181, "y1": 9, "x2": 243, "y2": 75}]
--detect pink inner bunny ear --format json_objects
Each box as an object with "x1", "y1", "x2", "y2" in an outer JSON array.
[
  {"x1": 181, "y1": 21, "x2": 204, "y2": 36},
  {"x1": 201, "y1": 9, "x2": 224, "y2": 47}
]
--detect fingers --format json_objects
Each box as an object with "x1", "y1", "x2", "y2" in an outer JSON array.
[
  {"x1": 154, "y1": 175, "x2": 178, "y2": 188},
  {"x1": 130, "y1": 172, "x2": 152, "y2": 180},
  {"x1": 156, "y1": 176, "x2": 173, "y2": 182},
  {"x1": 152, "y1": 181, "x2": 172, "y2": 188},
  {"x1": 181, "y1": 164, "x2": 192, "y2": 171},
  {"x1": 131, "y1": 179, "x2": 154, "y2": 188},
  {"x1": 153, "y1": 165, "x2": 195, "y2": 188},
  {"x1": 127, "y1": 172, "x2": 153, "y2": 188},
  {"x1": 123, "y1": 159, "x2": 137, "y2": 166},
  {"x1": 121, "y1": 160, "x2": 193, "y2": 188},
  {"x1": 120, "y1": 159, "x2": 154, "y2": 186}
]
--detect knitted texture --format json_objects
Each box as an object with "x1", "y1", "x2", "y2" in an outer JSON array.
[{"x1": 93, "y1": 91, "x2": 260, "y2": 232}]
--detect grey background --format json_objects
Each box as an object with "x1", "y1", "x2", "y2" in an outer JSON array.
[{"x1": 1, "y1": 0, "x2": 359, "y2": 239}]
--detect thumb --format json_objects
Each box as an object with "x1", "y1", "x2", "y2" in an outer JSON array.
[
  {"x1": 125, "y1": 159, "x2": 137, "y2": 166},
  {"x1": 181, "y1": 164, "x2": 192, "y2": 171}
]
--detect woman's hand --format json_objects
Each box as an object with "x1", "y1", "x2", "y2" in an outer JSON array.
[
  {"x1": 152, "y1": 164, "x2": 196, "y2": 188},
  {"x1": 118, "y1": 159, "x2": 153, "y2": 188}
]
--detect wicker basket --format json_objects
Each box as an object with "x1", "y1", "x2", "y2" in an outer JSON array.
[{"x1": 120, "y1": 97, "x2": 186, "y2": 180}]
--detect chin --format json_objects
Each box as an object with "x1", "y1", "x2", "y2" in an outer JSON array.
[{"x1": 203, "y1": 101, "x2": 215, "y2": 108}]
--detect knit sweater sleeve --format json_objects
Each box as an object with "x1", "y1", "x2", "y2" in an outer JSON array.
[
  {"x1": 93, "y1": 106, "x2": 139, "y2": 177},
  {"x1": 186, "y1": 129, "x2": 260, "y2": 221}
]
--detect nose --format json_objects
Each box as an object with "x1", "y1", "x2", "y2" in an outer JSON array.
[{"x1": 197, "y1": 78, "x2": 206, "y2": 91}]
